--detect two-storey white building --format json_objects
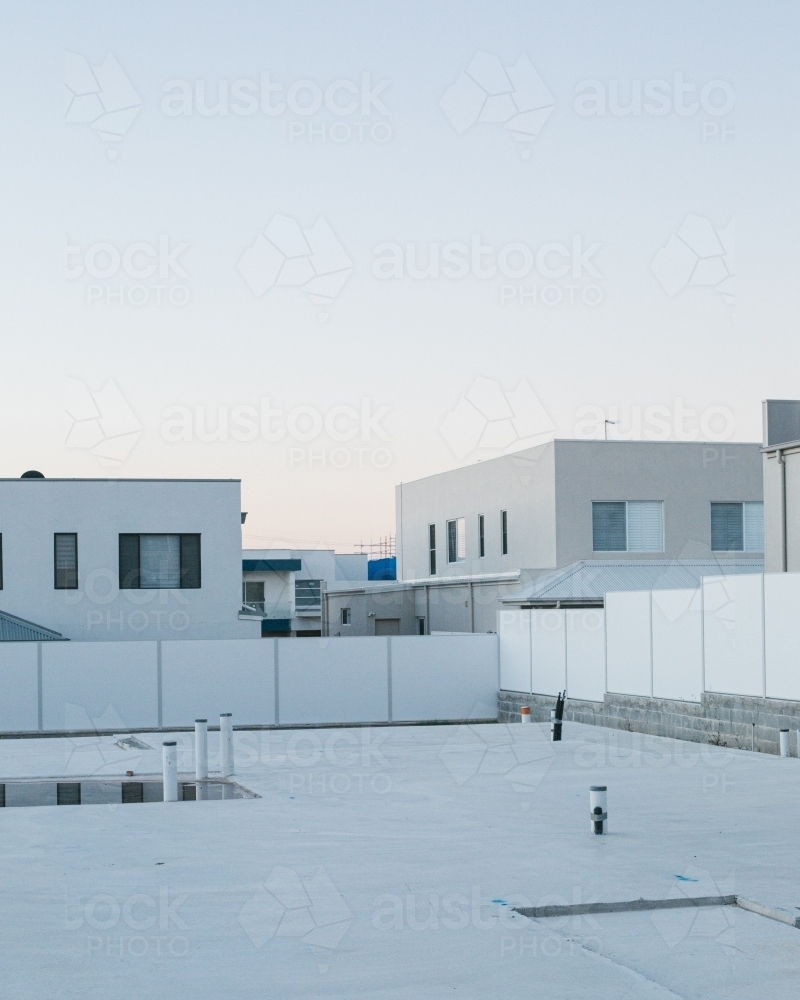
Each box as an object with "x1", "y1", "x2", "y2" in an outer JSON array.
[{"x1": 0, "y1": 475, "x2": 259, "y2": 641}]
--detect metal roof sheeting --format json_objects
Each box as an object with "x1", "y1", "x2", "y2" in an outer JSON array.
[
  {"x1": 503, "y1": 559, "x2": 764, "y2": 605},
  {"x1": 0, "y1": 611, "x2": 66, "y2": 641}
]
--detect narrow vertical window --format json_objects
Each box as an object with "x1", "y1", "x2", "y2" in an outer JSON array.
[
  {"x1": 54, "y1": 533, "x2": 78, "y2": 589},
  {"x1": 446, "y1": 518, "x2": 466, "y2": 563},
  {"x1": 0, "y1": 534, "x2": 3, "y2": 589},
  {"x1": 501, "y1": 510, "x2": 508, "y2": 555},
  {"x1": 428, "y1": 524, "x2": 436, "y2": 575},
  {"x1": 479, "y1": 515, "x2": 485, "y2": 557}
]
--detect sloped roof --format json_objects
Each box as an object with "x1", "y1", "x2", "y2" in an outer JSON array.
[
  {"x1": 503, "y1": 559, "x2": 764, "y2": 605},
  {"x1": 0, "y1": 611, "x2": 66, "y2": 641}
]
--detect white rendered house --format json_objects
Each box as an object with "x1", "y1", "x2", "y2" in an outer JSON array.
[{"x1": 0, "y1": 475, "x2": 259, "y2": 641}]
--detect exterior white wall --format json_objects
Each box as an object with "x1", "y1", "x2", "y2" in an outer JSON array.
[
  {"x1": 278, "y1": 637, "x2": 389, "y2": 724},
  {"x1": 396, "y1": 442, "x2": 557, "y2": 580},
  {"x1": 161, "y1": 639, "x2": 276, "y2": 727},
  {"x1": 565, "y1": 609, "x2": 606, "y2": 702},
  {"x1": 0, "y1": 479, "x2": 258, "y2": 642},
  {"x1": 703, "y1": 575, "x2": 764, "y2": 697},
  {"x1": 498, "y1": 610, "x2": 531, "y2": 693},
  {"x1": 763, "y1": 452, "x2": 785, "y2": 573},
  {"x1": 41, "y1": 640, "x2": 159, "y2": 731},
  {"x1": 396, "y1": 441, "x2": 762, "y2": 586},
  {"x1": 651, "y1": 589, "x2": 703, "y2": 702},
  {"x1": 606, "y1": 591, "x2": 652, "y2": 697},
  {"x1": 764, "y1": 572, "x2": 800, "y2": 700},
  {"x1": 0, "y1": 643, "x2": 39, "y2": 731},
  {"x1": 0, "y1": 635, "x2": 501, "y2": 733},
  {"x1": 391, "y1": 634, "x2": 498, "y2": 721},
  {"x1": 530, "y1": 610, "x2": 567, "y2": 696},
  {"x1": 498, "y1": 572, "x2": 800, "y2": 708}
]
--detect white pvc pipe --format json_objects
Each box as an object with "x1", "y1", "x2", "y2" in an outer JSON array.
[
  {"x1": 520, "y1": 706, "x2": 531, "y2": 724},
  {"x1": 590, "y1": 785, "x2": 607, "y2": 834},
  {"x1": 195, "y1": 719, "x2": 208, "y2": 780},
  {"x1": 779, "y1": 729, "x2": 790, "y2": 758},
  {"x1": 220, "y1": 713, "x2": 234, "y2": 777},
  {"x1": 162, "y1": 741, "x2": 178, "y2": 802},
  {"x1": 550, "y1": 709, "x2": 556, "y2": 740}
]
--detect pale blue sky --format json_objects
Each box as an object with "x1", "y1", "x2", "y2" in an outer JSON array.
[{"x1": 0, "y1": 1, "x2": 797, "y2": 548}]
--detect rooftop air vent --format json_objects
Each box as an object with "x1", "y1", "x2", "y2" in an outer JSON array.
[{"x1": 21, "y1": 471, "x2": 44, "y2": 479}]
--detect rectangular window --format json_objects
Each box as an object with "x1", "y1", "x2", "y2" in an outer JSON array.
[
  {"x1": 429, "y1": 524, "x2": 436, "y2": 576},
  {"x1": 501, "y1": 510, "x2": 508, "y2": 555},
  {"x1": 711, "y1": 502, "x2": 764, "y2": 552},
  {"x1": 592, "y1": 502, "x2": 663, "y2": 552},
  {"x1": 0, "y1": 534, "x2": 3, "y2": 589},
  {"x1": 54, "y1": 533, "x2": 78, "y2": 589},
  {"x1": 243, "y1": 581, "x2": 265, "y2": 606},
  {"x1": 418, "y1": 617, "x2": 426, "y2": 635},
  {"x1": 447, "y1": 517, "x2": 466, "y2": 563},
  {"x1": 479, "y1": 515, "x2": 485, "y2": 557},
  {"x1": 295, "y1": 579, "x2": 321, "y2": 610},
  {"x1": 118, "y1": 534, "x2": 201, "y2": 589},
  {"x1": 341, "y1": 608, "x2": 351, "y2": 626}
]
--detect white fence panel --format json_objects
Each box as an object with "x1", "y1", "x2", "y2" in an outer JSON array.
[
  {"x1": 0, "y1": 643, "x2": 39, "y2": 731},
  {"x1": 278, "y1": 637, "x2": 389, "y2": 725},
  {"x1": 530, "y1": 610, "x2": 567, "y2": 696},
  {"x1": 651, "y1": 589, "x2": 703, "y2": 702},
  {"x1": 391, "y1": 634, "x2": 498, "y2": 721},
  {"x1": 764, "y1": 572, "x2": 800, "y2": 701},
  {"x1": 497, "y1": 610, "x2": 531, "y2": 693},
  {"x1": 606, "y1": 592, "x2": 652, "y2": 697},
  {"x1": 703, "y1": 575, "x2": 764, "y2": 697},
  {"x1": 161, "y1": 639, "x2": 275, "y2": 728},
  {"x1": 42, "y1": 641, "x2": 158, "y2": 731},
  {"x1": 566, "y1": 609, "x2": 606, "y2": 702}
]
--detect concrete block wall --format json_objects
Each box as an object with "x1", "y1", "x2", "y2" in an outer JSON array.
[{"x1": 498, "y1": 690, "x2": 800, "y2": 756}]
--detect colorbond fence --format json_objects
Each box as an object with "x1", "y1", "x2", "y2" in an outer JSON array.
[
  {"x1": 0, "y1": 634, "x2": 499, "y2": 734},
  {"x1": 499, "y1": 572, "x2": 800, "y2": 704}
]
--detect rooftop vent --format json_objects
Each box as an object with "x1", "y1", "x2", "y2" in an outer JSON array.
[{"x1": 20, "y1": 470, "x2": 44, "y2": 479}]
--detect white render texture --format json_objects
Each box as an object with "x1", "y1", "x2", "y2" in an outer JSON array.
[{"x1": 0, "y1": 478, "x2": 259, "y2": 641}]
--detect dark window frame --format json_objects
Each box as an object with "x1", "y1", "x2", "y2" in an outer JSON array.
[
  {"x1": 341, "y1": 607, "x2": 351, "y2": 626},
  {"x1": 479, "y1": 514, "x2": 485, "y2": 557},
  {"x1": 295, "y1": 578, "x2": 322, "y2": 609},
  {"x1": 428, "y1": 524, "x2": 436, "y2": 576},
  {"x1": 710, "y1": 502, "x2": 744, "y2": 552},
  {"x1": 54, "y1": 533, "x2": 78, "y2": 590},
  {"x1": 118, "y1": 533, "x2": 201, "y2": 590},
  {"x1": 501, "y1": 510, "x2": 508, "y2": 555}
]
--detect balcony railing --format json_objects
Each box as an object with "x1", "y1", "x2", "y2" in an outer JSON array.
[{"x1": 240, "y1": 602, "x2": 292, "y2": 618}]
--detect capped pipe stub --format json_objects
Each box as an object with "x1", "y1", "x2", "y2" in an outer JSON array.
[
  {"x1": 590, "y1": 785, "x2": 607, "y2": 792},
  {"x1": 163, "y1": 741, "x2": 177, "y2": 746},
  {"x1": 195, "y1": 719, "x2": 207, "y2": 723}
]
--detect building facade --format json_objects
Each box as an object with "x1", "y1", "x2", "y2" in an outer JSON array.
[
  {"x1": 242, "y1": 549, "x2": 367, "y2": 636},
  {"x1": 326, "y1": 439, "x2": 764, "y2": 636},
  {"x1": 0, "y1": 477, "x2": 258, "y2": 641},
  {"x1": 762, "y1": 399, "x2": 800, "y2": 573}
]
